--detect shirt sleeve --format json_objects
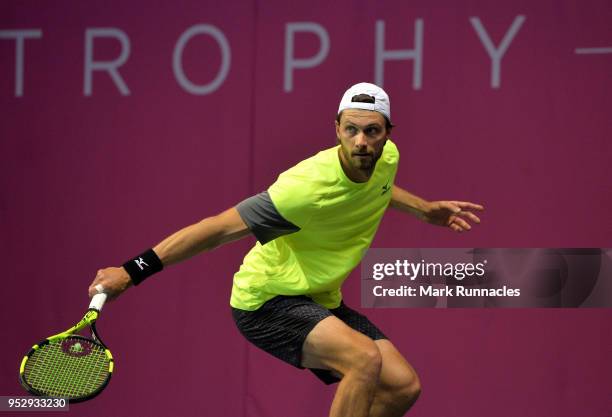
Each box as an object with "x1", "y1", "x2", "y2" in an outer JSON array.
[
  {"x1": 267, "y1": 166, "x2": 318, "y2": 228},
  {"x1": 236, "y1": 191, "x2": 300, "y2": 244}
]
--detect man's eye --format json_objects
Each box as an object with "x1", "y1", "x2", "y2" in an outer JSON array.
[
  {"x1": 365, "y1": 127, "x2": 380, "y2": 135},
  {"x1": 345, "y1": 126, "x2": 357, "y2": 134}
]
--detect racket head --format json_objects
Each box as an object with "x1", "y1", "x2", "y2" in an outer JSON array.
[{"x1": 19, "y1": 335, "x2": 113, "y2": 403}]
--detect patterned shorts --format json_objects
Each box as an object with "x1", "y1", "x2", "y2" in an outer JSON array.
[{"x1": 231, "y1": 295, "x2": 387, "y2": 384}]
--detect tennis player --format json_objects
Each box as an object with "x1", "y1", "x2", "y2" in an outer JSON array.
[{"x1": 89, "y1": 82, "x2": 483, "y2": 417}]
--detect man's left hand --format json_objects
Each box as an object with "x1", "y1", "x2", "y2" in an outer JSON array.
[{"x1": 421, "y1": 201, "x2": 484, "y2": 232}]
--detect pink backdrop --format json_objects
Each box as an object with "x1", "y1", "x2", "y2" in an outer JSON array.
[{"x1": 1, "y1": 1, "x2": 610, "y2": 416}]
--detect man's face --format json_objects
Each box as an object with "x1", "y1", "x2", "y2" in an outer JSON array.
[{"x1": 335, "y1": 109, "x2": 389, "y2": 181}]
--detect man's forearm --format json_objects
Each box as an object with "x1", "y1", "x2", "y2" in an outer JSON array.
[
  {"x1": 152, "y1": 218, "x2": 223, "y2": 267},
  {"x1": 152, "y1": 208, "x2": 249, "y2": 267},
  {"x1": 389, "y1": 185, "x2": 430, "y2": 219}
]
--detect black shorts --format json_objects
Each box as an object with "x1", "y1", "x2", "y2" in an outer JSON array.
[{"x1": 231, "y1": 295, "x2": 387, "y2": 384}]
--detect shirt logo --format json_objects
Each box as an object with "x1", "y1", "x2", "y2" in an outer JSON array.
[
  {"x1": 135, "y1": 257, "x2": 149, "y2": 271},
  {"x1": 381, "y1": 181, "x2": 391, "y2": 195}
]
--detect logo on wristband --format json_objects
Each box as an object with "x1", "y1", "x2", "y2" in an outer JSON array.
[
  {"x1": 123, "y1": 249, "x2": 163, "y2": 285},
  {"x1": 135, "y1": 257, "x2": 150, "y2": 271}
]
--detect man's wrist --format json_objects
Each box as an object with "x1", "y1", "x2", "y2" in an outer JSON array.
[
  {"x1": 122, "y1": 248, "x2": 164, "y2": 285},
  {"x1": 417, "y1": 200, "x2": 432, "y2": 214},
  {"x1": 119, "y1": 267, "x2": 134, "y2": 288}
]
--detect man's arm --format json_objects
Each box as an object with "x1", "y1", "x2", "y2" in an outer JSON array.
[
  {"x1": 389, "y1": 185, "x2": 484, "y2": 232},
  {"x1": 389, "y1": 185, "x2": 430, "y2": 220},
  {"x1": 87, "y1": 207, "x2": 250, "y2": 299},
  {"x1": 153, "y1": 207, "x2": 250, "y2": 266}
]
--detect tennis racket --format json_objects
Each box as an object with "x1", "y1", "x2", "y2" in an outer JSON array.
[{"x1": 19, "y1": 292, "x2": 113, "y2": 402}]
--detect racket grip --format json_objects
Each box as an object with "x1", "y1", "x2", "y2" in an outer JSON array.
[{"x1": 89, "y1": 293, "x2": 108, "y2": 311}]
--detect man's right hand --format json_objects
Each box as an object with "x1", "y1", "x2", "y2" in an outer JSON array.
[{"x1": 88, "y1": 267, "x2": 133, "y2": 301}]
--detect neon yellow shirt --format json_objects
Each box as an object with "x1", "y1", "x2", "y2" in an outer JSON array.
[{"x1": 230, "y1": 140, "x2": 399, "y2": 310}]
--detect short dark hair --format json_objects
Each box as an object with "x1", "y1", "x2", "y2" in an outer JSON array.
[{"x1": 336, "y1": 94, "x2": 394, "y2": 131}]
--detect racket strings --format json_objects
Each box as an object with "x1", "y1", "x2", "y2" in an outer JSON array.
[{"x1": 23, "y1": 336, "x2": 110, "y2": 398}]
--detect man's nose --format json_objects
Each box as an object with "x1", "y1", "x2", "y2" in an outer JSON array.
[{"x1": 354, "y1": 132, "x2": 367, "y2": 147}]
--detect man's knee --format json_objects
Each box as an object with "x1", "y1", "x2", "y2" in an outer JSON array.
[
  {"x1": 347, "y1": 341, "x2": 383, "y2": 383},
  {"x1": 397, "y1": 373, "x2": 421, "y2": 405},
  {"x1": 383, "y1": 368, "x2": 421, "y2": 408}
]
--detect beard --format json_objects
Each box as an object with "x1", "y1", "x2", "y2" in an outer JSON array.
[
  {"x1": 349, "y1": 147, "x2": 384, "y2": 172},
  {"x1": 351, "y1": 153, "x2": 375, "y2": 170},
  {"x1": 337, "y1": 137, "x2": 387, "y2": 179}
]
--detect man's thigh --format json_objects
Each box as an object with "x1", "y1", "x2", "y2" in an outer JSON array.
[
  {"x1": 302, "y1": 318, "x2": 418, "y2": 386},
  {"x1": 301, "y1": 315, "x2": 378, "y2": 376}
]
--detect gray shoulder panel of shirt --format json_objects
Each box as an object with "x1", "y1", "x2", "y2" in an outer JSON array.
[{"x1": 235, "y1": 190, "x2": 301, "y2": 244}]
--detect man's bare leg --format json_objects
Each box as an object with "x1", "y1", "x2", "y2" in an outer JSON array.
[
  {"x1": 301, "y1": 316, "x2": 383, "y2": 417},
  {"x1": 368, "y1": 340, "x2": 421, "y2": 417}
]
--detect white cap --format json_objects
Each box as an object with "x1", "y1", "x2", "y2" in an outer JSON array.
[{"x1": 337, "y1": 82, "x2": 391, "y2": 121}]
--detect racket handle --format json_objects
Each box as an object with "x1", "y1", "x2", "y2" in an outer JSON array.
[{"x1": 89, "y1": 293, "x2": 108, "y2": 311}]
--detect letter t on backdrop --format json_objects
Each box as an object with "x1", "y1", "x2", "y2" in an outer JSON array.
[{"x1": 0, "y1": 29, "x2": 43, "y2": 97}]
